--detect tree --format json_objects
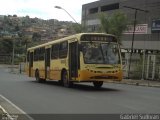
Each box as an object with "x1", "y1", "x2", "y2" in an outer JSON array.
[
  {"x1": 99, "y1": 12, "x2": 128, "y2": 43},
  {"x1": 72, "y1": 23, "x2": 85, "y2": 33},
  {"x1": 14, "y1": 25, "x2": 20, "y2": 32},
  {"x1": 22, "y1": 15, "x2": 31, "y2": 28},
  {"x1": 13, "y1": 14, "x2": 17, "y2": 17},
  {"x1": 32, "y1": 32, "x2": 41, "y2": 41},
  {"x1": 0, "y1": 38, "x2": 13, "y2": 54}
]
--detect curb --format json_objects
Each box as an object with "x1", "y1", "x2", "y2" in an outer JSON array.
[{"x1": 106, "y1": 80, "x2": 160, "y2": 88}]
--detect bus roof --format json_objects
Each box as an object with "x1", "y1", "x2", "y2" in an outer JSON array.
[{"x1": 27, "y1": 33, "x2": 116, "y2": 51}]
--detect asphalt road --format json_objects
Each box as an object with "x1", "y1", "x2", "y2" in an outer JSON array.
[{"x1": 0, "y1": 65, "x2": 160, "y2": 115}]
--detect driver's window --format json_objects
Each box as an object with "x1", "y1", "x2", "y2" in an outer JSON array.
[{"x1": 106, "y1": 44, "x2": 118, "y2": 64}]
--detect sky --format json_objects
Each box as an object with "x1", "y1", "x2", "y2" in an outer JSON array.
[{"x1": 0, "y1": 0, "x2": 97, "y2": 23}]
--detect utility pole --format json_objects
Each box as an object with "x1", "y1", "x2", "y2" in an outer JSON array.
[
  {"x1": 11, "y1": 35, "x2": 15, "y2": 72},
  {"x1": 11, "y1": 33, "x2": 18, "y2": 72},
  {"x1": 123, "y1": 6, "x2": 148, "y2": 79}
]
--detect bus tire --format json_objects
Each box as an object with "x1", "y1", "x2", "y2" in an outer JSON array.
[
  {"x1": 35, "y1": 70, "x2": 45, "y2": 83},
  {"x1": 62, "y1": 70, "x2": 72, "y2": 88},
  {"x1": 93, "y1": 81, "x2": 103, "y2": 89}
]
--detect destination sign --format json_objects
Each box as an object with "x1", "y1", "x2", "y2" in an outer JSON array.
[{"x1": 80, "y1": 35, "x2": 117, "y2": 42}]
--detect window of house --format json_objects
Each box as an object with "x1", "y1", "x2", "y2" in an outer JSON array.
[
  {"x1": 101, "y1": 3, "x2": 119, "y2": 12},
  {"x1": 89, "y1": 7, "x2": 98, "y2": 14}
]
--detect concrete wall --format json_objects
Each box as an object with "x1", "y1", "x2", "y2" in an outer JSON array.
[{"x1": 82, "y1": 0, "x2": 160, "y2": 51}]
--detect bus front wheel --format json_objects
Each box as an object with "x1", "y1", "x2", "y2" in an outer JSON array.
[
  {"x1": 93, "y1": 81, "x2": 103, "y2": 89},
  {"x1": 62, "y1": 70, "x2": 72, "y2": 88}
]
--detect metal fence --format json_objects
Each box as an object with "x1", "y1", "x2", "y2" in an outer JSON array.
[
  {"x1": 0, "y1": 54, "x2": 11, "y2": 64},
  {"x1": 122, "y1": 53, "x2": 160, "y2": 80}
]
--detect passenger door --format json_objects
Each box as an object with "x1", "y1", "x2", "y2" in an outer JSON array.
[
  {"x1": 45, "y1": 48, "x2": 51, "y2": 79},
  {"x1": 69, "y1": 41, "x2": 79, "y2": 80},
  {"x1": 29, "y1": 52, "x2": 33, "y2": 77}
]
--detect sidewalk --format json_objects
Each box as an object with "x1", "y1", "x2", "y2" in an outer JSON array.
[
  {"x1": 0, "y1": 106, "x2": 3, "y2": 118},
  {"x1": 0, "y1": 105, "x2": 8, "y2": 120},
  {"x1": 0, "y1": 64, "x2": 21, "y2": 74},
  {"x1": 108, "y1": 79, "x2": 160, "y2": 88}
]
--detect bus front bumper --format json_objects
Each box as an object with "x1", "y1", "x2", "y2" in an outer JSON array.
[{"x1": 78, "y1": 70, "x2": 123, "y2": 82}]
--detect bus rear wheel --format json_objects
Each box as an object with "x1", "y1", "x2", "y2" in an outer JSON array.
[
  {"x1": 62, "y1": 70, "x2": 72, "y2": 88},
  {"x1": 93, "y1": 81, "x2": 103, "y2": 89},
  {"x1": 35, "y1": 70, "x2": 45, "y2": 83}
]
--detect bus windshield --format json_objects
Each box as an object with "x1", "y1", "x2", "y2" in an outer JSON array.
[{"x1": 82, "y1": 42, "x2": 120, "y2": 64}]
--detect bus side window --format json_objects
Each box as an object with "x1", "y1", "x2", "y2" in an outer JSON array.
[
  {"x1": 51, "y1": 44, "x2": 59, "y2": 59},
  {"x1": 59, "y1": 41, "x2": 68, "y2": 58},
  {"x1": 34, "y1": 49, "x2": 39, "y2": 61},
  {"x1": 27, "y1": 52, "x2": 29, "y2": 62},
  {"x1": 39, "y1": 47, "x2": 45, "y2": 60}
]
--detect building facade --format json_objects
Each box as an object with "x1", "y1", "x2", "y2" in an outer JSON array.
[{"x1": 82, "y1": 0, "x2": 160, "y2": 80}]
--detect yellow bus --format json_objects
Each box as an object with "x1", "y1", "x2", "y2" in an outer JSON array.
[{"x1": 26, "y1": 33, "x2": 122, "y2": 88}]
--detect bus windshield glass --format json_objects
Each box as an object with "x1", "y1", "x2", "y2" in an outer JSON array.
[{"x1": 82, "y1": 42, "x2": 120, "y2": 64}]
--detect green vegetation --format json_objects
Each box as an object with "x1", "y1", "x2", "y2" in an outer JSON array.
[
  {"x1": 99, "y1": 12, "x2": 128, "y2": 43},
  {"x1": 0, "y1": 38, "x2": 12, "y2": 54},
  {"x1": 72, "y1": 23, "x2": 85, "y2": 33},
  {"x1": 0, "y1": 14, "x2": 78, "y2": 64}
]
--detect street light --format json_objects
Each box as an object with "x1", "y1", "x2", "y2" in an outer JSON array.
[{"x1": 54, "y1": 6, "x2": 78, "y2": 24}]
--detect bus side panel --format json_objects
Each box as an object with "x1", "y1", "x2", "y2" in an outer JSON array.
[
  {"x1": 39, "y1": 70, "x2": 45, "y2": 79},
  {"x1": 39, "y1": 61, "x2": 45, "y2": 79},
  {"x1": 50, "y1": 60, "x2": 62, "y2": 80},
  {"x1": 25, "y1": 62, "x2": 29, "y2": 75},
  {"x1": 28, "y1": 52, "x2": 34, "y2": 77},
  {"x1": 50, "y1": 70, "x2": 61, "y2": 80},
  {"x1": 30, "y1": 68, "x2": 34, "y2": 77},
  {"x1": 50, "y1": 59, "x2": 68, "y2": 80},
  {"x1": 33, "y1": 61, "x2": 45, "y2": 79}
]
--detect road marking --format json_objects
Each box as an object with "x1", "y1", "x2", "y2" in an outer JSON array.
[{"x1": 0, "y1": 94, "x2": 34, "y2": 120}]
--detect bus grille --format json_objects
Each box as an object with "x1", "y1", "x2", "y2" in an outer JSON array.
[{"x1": 90, "y1": 76, "x2": 118, "y2": 79}]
